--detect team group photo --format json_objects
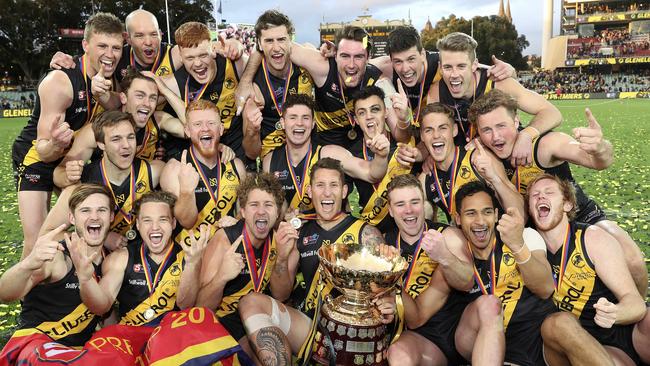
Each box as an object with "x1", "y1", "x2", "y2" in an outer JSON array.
[{"x1": 0, "y1": 0, "x2": 648, "y2": 365}]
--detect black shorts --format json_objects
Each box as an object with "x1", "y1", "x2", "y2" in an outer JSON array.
[
  {"x1": 585, "y1": 322, "x2": 640, "y2": 365},
  {"x1": 12, "y1": 140, "x2": 57, "y2": 192},
  {"x1": 505, "y1": 318, "x2": 547, "y2": 366},
  {"x1": 219, "y1": 311, "x2": 246, "y2": 341},
  {"x1": 576, "y1": 199, "x2": 607, "y2": 225},
  {"x1": 413, "y1": 302, "x2": 468, "y2": 366}
]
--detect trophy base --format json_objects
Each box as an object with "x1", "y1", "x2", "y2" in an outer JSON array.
[{"x1": 312, "y1": 307, "x2": 389, "y2": 366}]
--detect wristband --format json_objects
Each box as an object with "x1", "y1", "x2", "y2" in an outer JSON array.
[{"x1": 515, "y1": 250, "x2": 531, "y2": 265}]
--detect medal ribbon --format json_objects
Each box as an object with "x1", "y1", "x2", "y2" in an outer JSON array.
[
  {"x1": 453, "y1": 74, "x2": 478, "y2": 141},
  {"x1": 262, "y1": 58, "x2": 293, "y2": 117},
  {"x1": 467, "y1": 237, "x2": 497, "y2": 295},
  {"x1": 140, "y1": 243, "x2": 175, "y2": 294},
  {"x1": 80, "y1": 55, "x2": 100, "y2": 123},
  {"x1": 135, "y1": 121, "x2": 152, "y2": 157},
  {"x1": 397, "y1": 222, "x2": 428, "y2": 287},
  {"x1": 553, "y1": 223, "x2": 572, "y2": 291},
  {"x1": 297, "y1": 212, "x2": 345, "y2": 221},
  {"x1": 189, "y1": 146, "x2": 221, "y2": 205},
  {"x1": 337, "y1": 73, "x2": 356, "y2": 127},
  {"x1": 285, "y1": 144, "x2": 312, "y2": 201},
  {"x1": 432, "y1": 147, "x2": 460, "y2": 216},
  {"x1": 184, "y1": 78, "x2": 209, "y2": 107},
  {"x1": 99, "y1": 158, "x2": 135, "y2": 225},
  {"x1": 130, "y1": 46, "x2": 162, "y2": 73},
  {"x1": 406, "y1": 62, "x2": 427, "y2": 125},
  {"x1": 242, "y1": 224, "x2": 271, "y2": 292},
  {"x1": 362, "y1": 143, "x2": 381, "y2": 191}
]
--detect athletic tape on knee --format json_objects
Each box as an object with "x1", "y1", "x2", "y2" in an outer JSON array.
[{"x1": 242, "y1": 298, "x2": 292, "y2": 336}]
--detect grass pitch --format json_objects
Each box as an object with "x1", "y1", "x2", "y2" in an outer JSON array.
[{"x1": 0, "y1": 98, "x2": 647, "y2": 344}]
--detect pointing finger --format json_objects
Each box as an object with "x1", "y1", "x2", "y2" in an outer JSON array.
[
  {"x1": 585, "y1": 108, "x2": 601, "y2": 130},
  {"x1": 397, "y1": 78, "x2": 406, "y2": 97}
]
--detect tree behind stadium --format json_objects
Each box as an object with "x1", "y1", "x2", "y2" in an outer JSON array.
[
  {"x1": 0, "y1": 0, "x2": 213, "y2": 85},
  {"x1": 422, "y1": 15, "x2": 530, "y2": 71}
]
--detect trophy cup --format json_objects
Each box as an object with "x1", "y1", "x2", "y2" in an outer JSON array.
[{"x1": 313, "y1": 242, "x2": 407, "y2": 366}]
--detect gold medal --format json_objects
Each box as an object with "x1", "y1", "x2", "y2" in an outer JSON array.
[
  {"x1": 347, "y1": 128, "x2": 357, "y2": 140},
  {"x1": 144, "y1": 308, "x2": 155, "y2": 320},
  {"x1": 275, "y1": 121, "x2": 283, "y2": 130},
  {"x1": 290, "y1": 217, "x2": 302, "y2": 230},
  {"x1": 126, "y1": 229, "x2": 137, "y2": 241}
]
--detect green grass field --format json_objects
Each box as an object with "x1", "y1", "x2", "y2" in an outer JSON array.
[{"x1": 0, "y1": 99, "x2": 647, "y2": 344}]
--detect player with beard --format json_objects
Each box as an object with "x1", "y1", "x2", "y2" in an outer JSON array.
[
  {"x1": 239, "y1": 10, "x2": 315, "y2": 161},
  {"x1": 161, "y1": 99, "x2": 247, "y2": 246},
  {"x1": 350, "y1": 86, "x2": 417, "y2": 232},
  {"x1": 69, "y1": 190, "x2": 209, "y2": 326},
  {"x1": 237, "y1": 158, "x2": 397, "y2": 366},
  {"x1": 196, "y1": 173, "x2": 287, "y2": 358},
  {"x1": 397, "y1": 102, "x2": 522, "y2": 223},
  {"x1": 0, "y1": 184, "x2": 112, "y2": 347},
  {"x1": 470, "y1": 89, "x2": 647, "y2": 296},
  {"x1": 12, "y1": 13, "x2": 123, "y2": 259},
  {"x1": 39, "y1": 111, "x2": 163, "y2": 252},
  {"x1": 427, "y1": 32, "x2": 561, "y2": 164},
  {"x1": 396, "y1": 181, "x2": 554, "y2": 365},
  {"x1": 263, "y1": 93, "x2": 390, "y2": 213},
  {"x1": 526, "y1": 174, "x2": 650, "y2": 366},
  {"x1": 159, "y1": 22, "x2": 248, "y2": 158},
  {"x1": 383, "y1": 174, "x2": 475, "y2": 366}
]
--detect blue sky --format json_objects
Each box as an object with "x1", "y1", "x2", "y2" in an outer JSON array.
[{"x1": 212, "y1": 0, "x2": 561, "y2": 56}]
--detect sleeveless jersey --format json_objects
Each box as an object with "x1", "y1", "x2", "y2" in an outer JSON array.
[
  {"x1": 17, "y1": 246, "x2": 101, "y2": 346},
  {"x1": 294, "y1": 215, "x2": 367, "y2": 317},
  {"x1": 254, "y1": 62, "x2": 314, "y2": 157},
  {"x1": 547, "y1": 222, "x2": 618, "y2": 330},
  {"x1": 424, "y1": 147, "x2": 482, "y2": 221},
  {"x1": 173, "y1": 151, "x2": 241, "y2": 246},
  {"x1": 216, "y1": 220, "x2": 278, "y2": 318},
  {"x1": 81, "y1": 158, "x2": 154, "y2": 236},
  {"x1": 504, "y1": 133, "x2": 596, "y2": 216},
  {"x1": 467, "y1": 235, "x2": 556, "y2": 330},
  {"x1": 351, "y1": 137, "x2": 417, "y2": 232},
  {"x1": 392, "y1": 51, "x2": 441, "y2": 128},
  {"x1": 314, "y1": 58, "x2": 382, "y2": 146},
  {"x1": 116, "y1": 43, "x2": 175, "y2": 81},
  {"x1": 268, "y1": 144, "x2": 323, "y2": 211},
  {"x1": 135, "y1": 114, "x2": 162, "y2": 161},
  {"x1": 384, "y1": 220, "x2": 446, "y2": 298},
  {"x1": 173, "y1": 56, "x2": 242, "y2": 152},
  {"x1": 15, "y1": 56, "x2": 101, "y2": 167},
  {"x1": 118, "y1": 240, "x2": 184, "y2": 326},
  {"x1": 439, "y1": 68, "x2": 494, "y2": 147}
]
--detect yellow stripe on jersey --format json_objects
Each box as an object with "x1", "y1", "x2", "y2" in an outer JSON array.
[
  {"x1": 213, "y1": 59, "x2": 238, "y2": 132},
  {"x1": 495, "y1": 244, "x2": 525, "y2": 330},
  {"x1": 30, "y1": 303, "x2": 97, "y2": 340},
  {"x1": 288, "y1": 145, "x2": 322, "y2": 211}
]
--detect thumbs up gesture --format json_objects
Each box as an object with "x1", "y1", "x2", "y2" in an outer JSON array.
[{"x1": 572, "y1": 108, "x2": 605, "y2": 156}]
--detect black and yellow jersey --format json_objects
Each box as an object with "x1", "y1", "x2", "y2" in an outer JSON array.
[
  {"x1": 135, "y1": 114, "x2": 162, "y2": 161},
  {"x1": 116, "y1": 43, "x2": 176, "y2": 81},
  {"x1": 313, "y1": 58, "x2": 382, "y2": 146},
  {"x1": 268, "y1": 144, "x2": 323, "y2": 211},
  {"x1": 118, "y1": 240, "x2": 183, "y2": 326},
  {"x1": 392, "y1": 51, "x2": 441, "y2": 128},
  {"x1": 216, "y1": 220, "x2": 278, "y2": 318},
  {"x1": 351, "y1": 137, "x2": 417, "y2": 232},
  {"x1": 466, "y1": 235, "x2": 555, "y2": 330},
  {"x1": 14, "y1": 56, "x2": 103, "y2": 168},
  {"x1": 438, "y1": 68, "x2": 494, "y2": 147},
  {"x1": 17, "y1": 245, "x2": 101, "y2": 346},
  {"x1": 174, "y1": 148, "x2": 241, "y2": 246},
  {"x1": 173, "y1": 56, "x2": 242, "y2": 154},
  {"x1": 293, "y1": 215, "x2": 367, "y2": 317},
  {"x1": 81, "y1": 158, "x2": 154, "y2": 236},
  {"x1": 423, "y1": 147, "x2": 482, "y2": 221},
  {"x1": 254, "y1": 62, "x2": 314, "y2": 157},
  {"x1": 384, "y1": 220, "x2": 447, "y2": 298}
]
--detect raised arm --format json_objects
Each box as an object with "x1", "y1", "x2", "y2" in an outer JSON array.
[
  {"x1": 270, "y1": 222, "x2": 300, "y2": 302},
  {"x1": 289, "y1": 42, "x2": 331, "y2": 87},
  {"x1": 176, "y1": 225, "x2": 210, "y2": 309},
  {"x1": 321, "y1": 134, "x2": 390, "y2": 184},
  {"x1": 53, "y1": 124, "x2": 96, "y2": 188},
  {"x1": 195, "y1": 230, "x2": 244, "y2": 310},
  {"x1": 159, "y1": 151, "x2": 199, "y2": 228},
  {"x1": 35, "y1": 71, "x2": 74, "y2": 163}
]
